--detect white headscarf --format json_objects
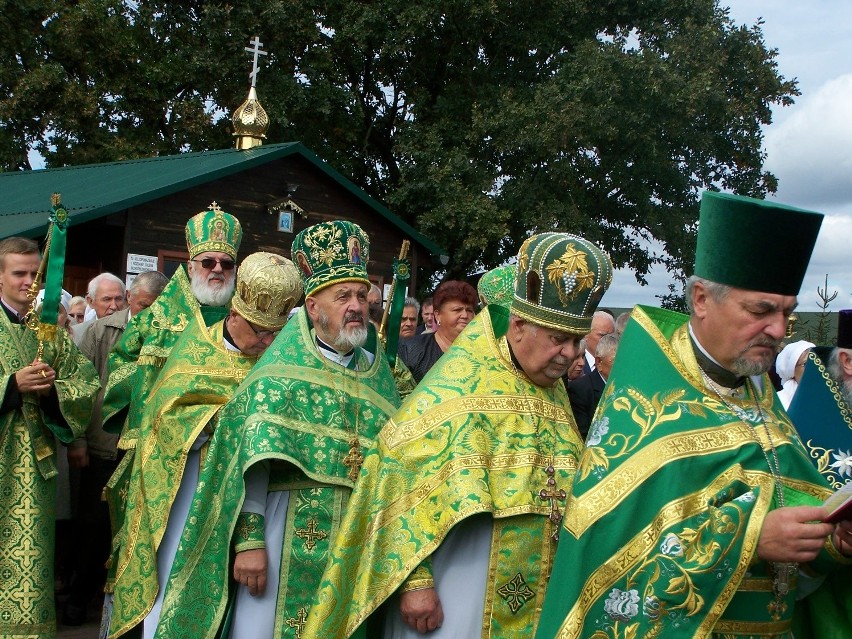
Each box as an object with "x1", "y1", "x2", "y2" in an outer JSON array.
[
  {"x1": 35, "y1": 288, "x2": 72, "y2": 313},
  {"x1": 776, "y1": 340, "x2": 815, "y2": 409}
]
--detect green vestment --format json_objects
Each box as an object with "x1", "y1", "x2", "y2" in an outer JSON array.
[
  {"x1": 101, "y1": 265, "x2": 228, "y2": 444},
  {"x1": 154, "y1": 307, "x2": 400, "y2": 639},
  {"x1": 303, "y1": 304, "x2": 584, "y2": 639},
  {"x1": 785, "y1": 350, "x2": 852, "y2": 639},
  {"x1": 0, "y1": 312, "x2": 98, "y2": 639},
  {"x1": 535, "y1": 306, "x2": 850, "y2": 639},
  {"x1": 106, "y1": 318, "x2": 258, "y2": 638}
]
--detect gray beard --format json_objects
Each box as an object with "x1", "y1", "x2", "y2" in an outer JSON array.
[
  {"x1": 190, "y1": 274, "x2": 234, "y2": 306},
  {"x1": 841, "y1": 377, "x2": 852, "y2": 409},
  {"x1": 317, "y1": 308, "x2": 368, "y2": 352},
  {"x1": 731, "y1": 356, "x2": 772, "y2": 378},
  {"x1": 731, "y1": 338, "x2": 779, "y2": 378}
]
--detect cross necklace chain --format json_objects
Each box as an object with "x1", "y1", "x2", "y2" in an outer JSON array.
[
  {"x1": 700, "y1": 370, "x2": 796, "y2": 619},
  {"x1": 317, "y1": 336, "x2": 365, "y2": 482},
  {"x1": 339, "y1": 370, "x2": 364, "y2": 482},
  {"x1": 508, "y1": 353, "x2": 566, "y2": 543}
]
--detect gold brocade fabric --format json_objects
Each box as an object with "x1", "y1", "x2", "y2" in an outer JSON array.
[
  {"x1": 152, "y1": 308, "x2": 400, "y2": 639},
  {"x1": 535, "y1": 306, "x2": 847, "y2": 639},
  {"x1": 107, "y1": 319, "x2": 257, "y2": 639},
  {"x1": 0, "y1": 312, "x2": 99, "y2": 639},
  {"x1": 101, "y1": 265, "x2": 228, "y2": 446},
  {"x1": 303, "y1": 304, "x2": 584, "y2": 639}
]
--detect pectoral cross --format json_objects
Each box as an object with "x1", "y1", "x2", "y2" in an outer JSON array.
[
  {"x1": 245, "y1": 36, "x2": 268, "y2": 87},
  {"x1": 539, "y1": 465, "x2": 566, "y2": 542},
  {"x1": 343, "y1": 438, "x2": 364, "y2": 481}
]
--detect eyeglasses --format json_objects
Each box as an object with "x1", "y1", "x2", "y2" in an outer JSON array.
[
  {"x1": 69, "y1": 313, "x2": 85, "y2": 320},
  {"x1": 245, "y1": 317, "x2": 280, "y2": 340},
  {"x1": 191, "y1": 258, "x2": 236, "y2": 271}
]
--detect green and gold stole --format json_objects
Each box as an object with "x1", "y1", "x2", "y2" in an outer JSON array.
[
  {"x1": 154, "y1": 308, "x2": 400, "y2": 639},
  {"x1": 304, "y1": 304, "x2": 583, "y2": 639},
  {"x1": 536, "y1": 306, "x2": 846, "y2": 639}
]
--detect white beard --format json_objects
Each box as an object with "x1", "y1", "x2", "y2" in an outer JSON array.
[
  {"x1": 842, "y1": 377, "x2": 852, "y2": 408},
  {"x1": 190, "y1": 272, "x2": 235, "y2": 307},
  {"x1": 335, "y1": 325, "x2": 368, "y2": 351}
]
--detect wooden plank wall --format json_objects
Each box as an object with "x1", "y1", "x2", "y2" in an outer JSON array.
[{"x1": 120, "y1": 155, "x2": 427, "y2": 294}]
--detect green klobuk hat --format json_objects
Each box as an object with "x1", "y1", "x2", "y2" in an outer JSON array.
[
  {"x1": 291, "y1": 220, "x2": 370, "y2": 296},
  {"x1": 185, "y1": 202, "x2": 243, "y2": 260},
  {"x1": 511, "y1": 233, "x2": 613, "y2": 334},
  {"x1": 694, "y1": 191, "x2": 823, "y2": 295},
  {"x1": 478, "y1": 264, "x2": 517, "y2": 308}
]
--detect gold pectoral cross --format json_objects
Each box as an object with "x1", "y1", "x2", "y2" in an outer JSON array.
[
  {"x1": 343, "y1": 438, "x2": 364, "y2": 481},
  {"x1": 539, "y1": 465, "x2": 566, "y2": 542}
]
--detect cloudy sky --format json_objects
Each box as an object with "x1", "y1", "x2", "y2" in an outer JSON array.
[{"x1": 603, "y1": 0, "x2": 852, "y2": 311}]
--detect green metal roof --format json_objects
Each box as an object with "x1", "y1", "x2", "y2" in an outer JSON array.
[{"x1": 0, "y1": 142, "x2": 446, "y2": 258}]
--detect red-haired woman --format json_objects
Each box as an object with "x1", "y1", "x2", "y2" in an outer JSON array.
[{"x1": 398, "y1": 280, "x2": 477, "y2": 383}]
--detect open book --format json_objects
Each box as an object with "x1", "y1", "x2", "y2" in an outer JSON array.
[{"x1": 823, "y1": 480, "x2": 852, "y2": 524}]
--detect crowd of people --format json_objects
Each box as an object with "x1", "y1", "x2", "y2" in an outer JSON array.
[{"x1": 1, "y1": 191, "x2": 851, "y2": 639}]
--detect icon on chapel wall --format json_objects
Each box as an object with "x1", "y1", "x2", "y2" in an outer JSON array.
[{"x1": 278, "y1": 210, "x2": 294, "y2": 233}]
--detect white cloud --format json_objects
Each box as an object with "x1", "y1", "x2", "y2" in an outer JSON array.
[
  {"x1": 602, "y1": 3, "x2": 852, "y2": 313},
  {"x1": 764, "y1": 75, "x2": 852, "y2": 207},
  {"x1": 799, "y1": 214, "x2": 852, "y2": 311}
]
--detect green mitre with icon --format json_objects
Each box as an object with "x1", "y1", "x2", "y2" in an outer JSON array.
[
  {"x1": 478, "y1": 264, "x2": 517, "y2": 308},
  {"x1": 291, "y1": 220, "x2": 370, "y2": 296},
  {"x1": 185, "y1": 202, "x2": 243, "y2": 260},
  {"x1": 511, "y1": 232, "x2": 613, "y2": 334}
]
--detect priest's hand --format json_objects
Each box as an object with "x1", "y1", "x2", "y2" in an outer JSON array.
[
  {"x1": 67, "y1": 444, "x2": 89, "y2": 469},
  {"x1": 15, "y1": 361, "x2": 55, "y2": 394},
  {"x1": 400, "y1": 587, "x2": 443, "y2": 634},
  {"x1": 757, "y1": 506, "x2": 834, "y2": 563},
  {"x1": 832, "y1": 519, "x2": 852, "y2": 557},
  {"x1": 234, "y1": 548, "x2": 267, "y2": 596}
]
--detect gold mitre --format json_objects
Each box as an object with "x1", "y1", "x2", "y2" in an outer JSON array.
[{"x1": 232, "y1": 252, "x2": 303, "y2": 330}]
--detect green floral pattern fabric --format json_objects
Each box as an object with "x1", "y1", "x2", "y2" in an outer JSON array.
[
  {"x1": 0, "y1": 312, "x2": 98, "y2": 638},
  {"x1": 154, "y1": 308, "x2": 399, "y2": 639}
]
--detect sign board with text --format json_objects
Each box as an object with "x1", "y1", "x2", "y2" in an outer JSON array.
[{"x1": 127, "y1": 253, "x2": 158, "y2": 274}]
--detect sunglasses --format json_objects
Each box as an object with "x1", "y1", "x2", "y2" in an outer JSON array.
[{"x1": 191, "y1": 257, "x2": 236, "y2": 271}]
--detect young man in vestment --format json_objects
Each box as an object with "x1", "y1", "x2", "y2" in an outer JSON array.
[
  {"x1": 153, "y1": 221, "x2": 402, "y2": 639},
  {"x1": 535, "y1": 192, "x2": 852, "y2": 639},
  {"x1": 105, "y1": 252, "x2": 302, "y2": 639},
  {"x1": 0, "y1": 237, "x2": 99, "y2": 639},
  {"x1": 302, "y1": 232, "x2": 613, "y2": 639}
]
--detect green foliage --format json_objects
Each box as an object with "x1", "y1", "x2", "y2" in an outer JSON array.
[{"x1": 0, "y1": 0, "x2": 796, "y2": 292}]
